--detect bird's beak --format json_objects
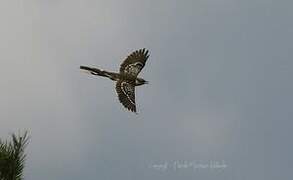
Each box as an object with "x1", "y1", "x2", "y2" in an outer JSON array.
[{"x1": 145, "y1": 81, "x2": 149, "y2": 84}]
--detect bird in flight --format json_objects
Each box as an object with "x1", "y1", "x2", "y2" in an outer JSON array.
[{"x1": 80, "y1": 48, "x2": 149, "y2": 113}]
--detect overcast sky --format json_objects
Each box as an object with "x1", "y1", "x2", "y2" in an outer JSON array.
[{"x1": 1, "y1": 0, "x2": 293, "y2": 179}]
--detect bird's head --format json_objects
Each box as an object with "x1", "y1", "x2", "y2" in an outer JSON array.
[{"x1": 136, "y1": 78, "x2": 148, "y2": 86}]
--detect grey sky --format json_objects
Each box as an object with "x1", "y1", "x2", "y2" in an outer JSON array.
[{"x1": 1, "y1": 0, "x2": 292, "y2": 179}]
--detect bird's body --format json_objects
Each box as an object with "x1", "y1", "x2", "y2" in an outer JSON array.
[
  {"x1": 80, "y1": 48, "x2": 149, "y2": 113},
  {"x1": 80, "y1": 66, "x2": 147, "y2": 86}
]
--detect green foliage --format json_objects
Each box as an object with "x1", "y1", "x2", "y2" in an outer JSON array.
[{"x1": 0, "y1": 132, "x2": 29, "y2": 180}]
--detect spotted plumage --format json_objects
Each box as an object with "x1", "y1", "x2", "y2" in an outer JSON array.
[{"x1": 80, "y1": 48, "x2": 149, "y2": 113}]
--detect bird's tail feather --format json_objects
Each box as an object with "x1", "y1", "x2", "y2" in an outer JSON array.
[{"x1": 80, "y1": 66, "x2": 108, "y2": 77}]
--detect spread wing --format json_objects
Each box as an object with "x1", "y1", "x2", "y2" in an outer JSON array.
[
  {"x1": 120, "y1": 48, "x2": 149, "y2": 77},
  {"x1": 115, "y1": 80, "x2": 136, "y2": 112}
]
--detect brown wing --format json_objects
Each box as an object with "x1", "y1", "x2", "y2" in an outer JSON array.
[
  {"x1": 120, "y1": 48, "x2": 149, "y2": 77},
  {"x1": 115, "y1": 80, "x2": 136, "y2": 112}
]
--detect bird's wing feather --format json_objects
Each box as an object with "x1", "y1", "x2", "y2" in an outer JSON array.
[
  {"x1": 120, "y1": 48, "x2": 149, "y2": 77},
  {"x1": 115, "y1": 80, "x2": 136, "y2": 112}
]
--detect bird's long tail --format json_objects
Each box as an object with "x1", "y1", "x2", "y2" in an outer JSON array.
[
  {"x1": 80, "y1": 66, "x2": 118, "y2": 82},
  {"x1": 80, "y1": 66, "x2": 108, "y2": 77}
]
